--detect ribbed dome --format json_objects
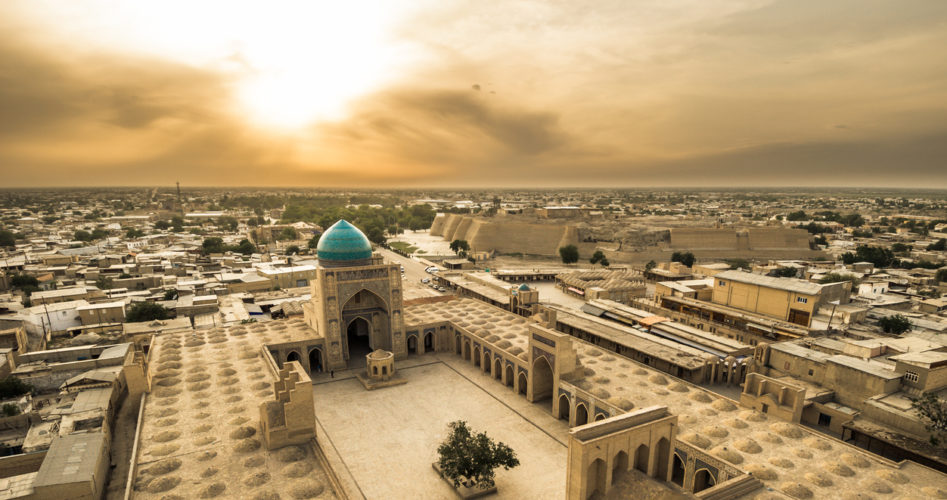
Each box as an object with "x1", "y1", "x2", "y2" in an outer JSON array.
[{"x1": 317, "y1": 220, "x2": 372, "y2": 263}]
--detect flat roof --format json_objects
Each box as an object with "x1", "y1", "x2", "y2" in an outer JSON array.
[
  {"x1": 33, "y1": 432, "x2": 106, "y2": 489},
  {"x1": 715, "y1": 270, "x2": 823, "y2": 295}
]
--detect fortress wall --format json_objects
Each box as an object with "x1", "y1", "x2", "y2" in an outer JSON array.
[
  {"x1": 747, "y1": 228, "x2": 811, "y2": 249},
  {"x1": 454, "y1": 219, "x2": 574, "y2": 256},
  {"x1": 451, "y1": 217, "x2": 474, "y2": 243},
  {"x1": 670, "y1": 228, "x2": 811, "y2": 251},
  {"x1": 429, "y1": 214, "x2": 448, "y2": 236},
  {"x1": 604, "y1": 247, "x2": 827, "y2": 265},
  {"x1": 669, "y1": 228, "x2": 740, "y2": 250},
  {"x1": 442, "y1": 214, "x2": 464, "y2": 241}
]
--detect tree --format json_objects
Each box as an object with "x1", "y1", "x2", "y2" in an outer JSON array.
[
  {"x1": 163, "y1": 289, "x2": 179, "y2": 301},
  {"x1": 600, "y1": 258, "x2": 610, "y2": 267},
  {"x1": 559, "y1": 245, "x2": 579, "y2": 264},
  {"x1": 0, "y1": 230, "x2": 16, "y2": 248},
  {"x1": 927, "y1": 238, "x2": 947, "y2": 251},
  {"x1": 671, "y1": 251, "x2": 696, "y2": 267},
  {"x1": 233, "y1": 239, "x2": 258, "y2": 255},
  {"x1": 589, "y1": 250, "x2": 606, "y2": 266},
  {"x1": 285, "y1": 245, "x2": 300, "y2": 255},
  {"x1": 154, "y1": 220, "x2": 171, "y2": 230},
  {"x1": 878, "y1": 314, "x2": 911, "y2": 335},
  {"x1": 891, "y1": 242, "x2": 911, "y2": 254},
  {"x1": 202, "y1": 237, "x2": 225, "y2": 255},
  {"x1": 95, "y1": 276, "x2": 114, "y2": 290},
  {"x1": 11, "y1": 274, "x2": 38, "y2": 290},
  {"x1": 786, "y1": 210, "x2": 807, "y2": 221},
  {"x1": 450, "y1": 240, "x2": 470, "y2": 257},
  {"x1": 0, "y1": 376, "x2": 32, "y2": 399},
  {"x1": 171, "y1": 215, "x2": 184, "y2": 232},
  {"x1": 126, "y1": 302, "x2": 170, "y2": 322},
  {"x1": 125, "y1": 228, "x2": 145, "y2": 238},
  {"x1": 773, "y1": 267, "x2": 798, "y2": 278},
  {"x1": 217, "y1": 216, "x2": 239, "y2": 232},
  {"x1": 278, "y1": 227, "x2": 298, "y2": 241},
  {"x1": 1, "y1": 403, "x2": 20, "y2": 417},
  {"x1": 436, "y1": 420, "x2": 519, "y2": 490},
  {"x1": 90, "y1": 228, "x2": 109, "y2": 240},
  {"x1": 644, "y1": 260, "x2": 657, "y2": 272},
  {"x1": 911, "y1": 392, "x2": 947, "y2": 445},
  {"x1": 74, "y1": 230, "x2": 92, "y2": 242},
  {"x1": 937, "y1": 268, "x2": 947, "y2": 283}
]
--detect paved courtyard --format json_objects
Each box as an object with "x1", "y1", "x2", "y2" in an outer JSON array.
[{"x1": 313, "y1": 355, "x2": 568, "y2": 499}]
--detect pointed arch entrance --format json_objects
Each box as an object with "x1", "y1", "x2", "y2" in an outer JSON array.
[
  {"x1": 423, "y1": 332, "x2": 434, "y2": 352},
  {"x1": 346, "y1": 317, "x2": 372, "y2": 362},
  {"x1": 494, "y1": 358, "x2": 502, "y2": 380},
  {"x1": 341, "y1": 289, "x2": 388, "y2": 363},
  {"x1": 505, "y1": 365, "x2": 514, "y2": 388},
  {"x1": 575, "y1": 403, "x2": 589, "y2": 426},
  {"x1": 308, "y1": 348, "x2": 323, "y2": 373},
  {"x1": 530, "y1": 355, "x2": 553, "y2": 408},
  {"x1": 634, "y1": 444, "x2": 649, "y2": 474},
  {"x1": 558, "y1": 394, "x2": 570, "y2": 422},
  {"x1": 287, "y1": 351, "x2": 301, "y2": 363}
]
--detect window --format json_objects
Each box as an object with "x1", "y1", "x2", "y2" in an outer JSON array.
[
  {"x1": 904, "y1": 371, "x2": 919, "y2": 383},
  {"x1": 796, "y1": 297, "x2": 808, "y2": 304},
  {"x1": 808, "y1": 369, "x2": 814, "y2": 376},
  {"x1": 784, "y1": 361, "x2": 791, "y2": 370},
  {"x1": 718, "y1": 280, "x2": 727, "y2": 287},
  {"x1": 761, "y1": 403, "x2": 769, "y2": 413}
]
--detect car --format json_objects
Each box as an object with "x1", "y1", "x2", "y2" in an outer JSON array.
[
  {"x1": 438, "y1": 287, "x2": 447, "y2": 292},
  {"x1": 421, "y1": 278, "x2": 430, "y2": 283}
]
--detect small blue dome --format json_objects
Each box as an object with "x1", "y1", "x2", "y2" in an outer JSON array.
[
  {"x1": 317, "y1": 220, "x2": 372, "y2": 262},
  {"x1": 518, "y1": 283, "x2": 531, "y2": 291}
]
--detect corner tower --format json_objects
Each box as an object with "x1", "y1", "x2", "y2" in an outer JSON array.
[{"x1": 304, "y1": 220, "x2": 405, "y2": 370}]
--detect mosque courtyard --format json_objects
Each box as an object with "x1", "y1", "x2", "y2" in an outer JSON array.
[{"x1": 312, "y1": 353, "x2": 569, "y2": 500}]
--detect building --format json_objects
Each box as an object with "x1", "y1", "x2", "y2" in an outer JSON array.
[{"x1": 711, "y1": 270, "x2": 850, "y2": 327}]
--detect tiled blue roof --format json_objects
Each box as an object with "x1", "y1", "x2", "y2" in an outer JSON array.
[{"x1": 316, "y1": 220, "x2": 372, "y2": 262}]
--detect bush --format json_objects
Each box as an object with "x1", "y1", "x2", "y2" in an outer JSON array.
[{"x1": 1, "y1": 404, "x2": 20, "y2": 417}]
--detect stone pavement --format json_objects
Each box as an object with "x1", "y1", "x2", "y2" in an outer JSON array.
[{"x1": 313, "y1": 353, "x2": 569, "y2": 499}]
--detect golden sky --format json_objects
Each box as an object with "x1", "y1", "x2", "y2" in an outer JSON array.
[{"x1": 1, "y1": 0, "x2": 946, "y2": 188}]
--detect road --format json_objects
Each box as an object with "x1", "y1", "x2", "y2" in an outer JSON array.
[{"x1": 377, "y1": 248, "x2": 442, "y2": 298}]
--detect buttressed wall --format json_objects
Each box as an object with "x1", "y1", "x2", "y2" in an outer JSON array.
[{"x1": 431, "y1": 214, "x2": 580, "y2": 256}]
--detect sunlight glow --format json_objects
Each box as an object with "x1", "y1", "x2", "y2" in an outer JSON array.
[{"x1": 12, "y1": 0, "x2": 419, "y2": 128}]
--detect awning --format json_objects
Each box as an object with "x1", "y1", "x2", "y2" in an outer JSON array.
[
  {"x1": 567, "y1": 287, "x2": 585, "y2": 295},
  {"x1": 581, "y1": 304, "x2": 606, "y2": 317}
]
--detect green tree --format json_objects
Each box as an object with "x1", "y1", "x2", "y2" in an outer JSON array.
[
  {"x1": 891, "y1": 243, "x2": 911, "y2": 254},
  {"x1": 773, "y1": 267, "x2": 798, "y2": 278},
  {"x1": 126, "y1": 302, "x2": 171, "y2": 322},
  {"x1": 278, "y1": 227, "x2": 298, "y2": 241},
  {"x1": 90, "y1": 228, "x2": 109, "y2": 240},
  {"x1": 95, "y1": 276, "x2": 114, "y2": 290},
  {"x1": 74, "y1": 230, "x2": 92, "y2": 242},
  {"x1": 927, "y1": 238, "x2": 947, "y2": 251},
  {"x1": 11, "y1": 274, "x2": 39, "y2": 290},
  {"x1": 217, "y1": 216, "x2": 239, "y2": 232},
  {"x1": 1, "y1": 403, "x2": 20, "y2": 417},
  {"x1": 600, "y1": 258, "x2": 610, "y2": 267},
  {"x1": 644, "y1": 260, "x2": 657, "y2": 272},
  {"x1": 450, "y1": 240, "x2": 470, "y2": 257},
  {"x1": 285, "y1": 245, "x2": 300, "y2": 255},
  {"x1": 910, "y1": 392, "x2": 947, "y2": 445},
  {"x1": 154, "y1": 220, "x2": 171, "y2": 230},
  {"x1": 0, "y1": 377, "x2": 32, "y2": 399},
  {"x1": 786, "y1": 210, "x2": 807, "y2": 221},
  {"x1": 589, "y1": 250, "x2": 606, "y2": 266},
  {"x1": 171, "y1": 215, "x2": 184, "y2": 232},
  {"x1": 436, "y1": 420, "x2": 519, "y2": 490},
  {"x1": 671, "y1": 251, "x2": 696, "y2": 267},
  {"x1": 125, "y1": 228, "x2": 145, "y2": 238},
  {"x1": 936, "y1": 268, "x2": 947, "y2": 283},
  {"x1": 878, "y1": 314, "x2": 911, "y2": 334},
  {"x1": 163, "y1": 289, "x2": 179, "y2": 301},
  {"x1": 0, "y1": 230, "x2": 16, "y2": 248},
  {"x1": 202, "y1": 237, "x2": 225, "y2": 255},
  {"x1": 559, "y1": 245, "x2": 579, "y2": 264},
  {"x1": 233, "y1": 239, "x2": 258, "y2": 255}
]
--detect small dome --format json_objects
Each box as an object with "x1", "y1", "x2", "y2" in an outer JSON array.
[
  {"x1": 317, "y1": 220, "x2": 372, "y2": 263},
  {"x1": 518, "y1": 283, "x2": 531, "y2": 291}
]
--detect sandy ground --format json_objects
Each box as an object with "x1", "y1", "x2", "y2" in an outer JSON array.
[{"x1": 104, "y1": 394, "x2": 141, "y2": 500}]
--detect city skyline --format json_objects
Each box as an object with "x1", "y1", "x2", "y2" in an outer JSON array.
[{"x1": 1, "y1": 0, "x2": 946, "y2": 188}]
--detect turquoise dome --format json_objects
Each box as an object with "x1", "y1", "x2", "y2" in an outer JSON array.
[
  {"x1": 317, "y1": 220, "x2": 372, "y2": 262},
  {"x1": 518, "y1": 283, "x2": 531, "y2": 291}
]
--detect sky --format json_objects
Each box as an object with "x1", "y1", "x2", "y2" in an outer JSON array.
[{"x1": 1, "y1": 0, "x2": 946, "y2": 188}]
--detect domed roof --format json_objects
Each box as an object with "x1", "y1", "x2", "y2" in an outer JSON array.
[
  {"x1": 518, "y1": 283, "x2": 531, "y2": 291},
  {"x1": 317, "y1": 220, "x2": 372, "y2": 262}
]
